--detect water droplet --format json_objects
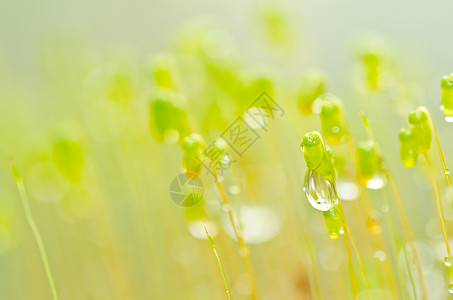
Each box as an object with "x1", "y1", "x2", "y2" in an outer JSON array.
[
  {"x1": 328, "y1": 232, "x2": 341, "y2": 240},
  {"x1": 365, "y1": 173, "x2": 386, "y2": 190},
  {"x1": 304, "y1": 170, "x2": 338, "y2": 211},
  {"x1": 446, "y1": 169, "x2": 450, "y2": 175},
  {"x1": 374, "y1": 250, "x2": 387, "y2": 262},
  {"x1": 300, "y1": 146, "x2": 304, "y2": 153},
  {"x1": 221, "y1": 155, "x2": 230, "y2": 164},
  {"x1": 381, "y1": 204, "x2": 389, "y2": 213},
  {"x1": 444, "y1": 256, "x2": 452, "y2": 267},
  {"x1": 229, "y1": 185, "x2": 241, "y2": 195},
  {"x1": 331, "y1": 126, "x2": 340, "y2": 133},
  {"x1": 448, "y1": 282, "x2": 453, "y2": 293}
]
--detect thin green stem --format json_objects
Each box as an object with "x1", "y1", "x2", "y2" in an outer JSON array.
[
  {"x1": 9, "y1": 160, "x2": 59, "y2": 300},
  {"x1": 423, "y1": 153, "x2": 452, "y2": 260},
  {"x1": 205, "y1": 227, "x2": 232, "y2": 300},
  {"x1": 318, "y1": 138, "x2": 370, "y2": 298},
  {"x1": 342, "y1": 218, "x2": 359, "y2": 300},
  {"x1": 207, "y1": 159, "x2": 258, "y2": 300},
  {"x1": 338, "y1": 202, "x2": 371, "y2": 298},
  {"x1": 359, "y1": 110, "x2": 425, "y2": 298},
  {"x1": 384, "y1": 170, "x2": 427, "y2": 300},
  {"x1": 426, "y1": 112, "x2": 453, "y2": 209},
  {"x1": 302, "y1": 232, "x2": 324, "y2": 300},
  {"x1": 380, "y1": 188, "x2": 409, "y2": 299}
]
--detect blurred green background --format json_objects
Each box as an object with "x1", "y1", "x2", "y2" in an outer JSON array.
[{"x1": 1, "y1": 0, "x2": 453, "y2": 299}]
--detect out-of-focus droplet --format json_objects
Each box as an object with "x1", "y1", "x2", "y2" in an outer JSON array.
[
  {"x1": 202, "y1": 28, "x2": 233, "y2": 59},
  {"x1": 222, "y1": 203, "x2": 231, "y2": 212},
  {"x1": 446, "y1": 169, "x2": 450, "y2": 175},
  {"x1": 374, "y1": 250, "x2": 387, "y2": 262},
  {"x1": 445, "y1": 116, "x2": 453, "y2": 123},
  {"x1": 243, "y1": 107, "x2": 267, "y2": 129},
  {"x1": 27, "y1": 160, "x2": 68, "y2": 203},
  {"x1": 84, "y1": 100, "x2": 123, "y2": 142},
  {"x1": 381, "y1": 205, "x2": 389, "y2": 213},
  {"x1": 320, "y1": 246, "x2": 344, "y2": 271},
  {"x1": 222, "y1": 204, "x2": 282, "y2": 244},
  {"x1": 366, "y1": 173, "x2": 386, "y2": 190},
  {"x1": 220, "y1": 155, "x2": 230, "y2": 164},
  {"x1": 337, "y1": 181, "x2": 359, "y2": 201},
  {"x1": 163, "y1": 129, "x2": 179, "y2": 144},
  {"x1": 234, "y1": 273, "x2": 252, "y2": 296},
  {"x1": 449, "y1": 282, "x2": 453, "y2": 293},
  {"x1": 398, "y1": 241, "x2": 434, "y2": 272},
  {"x1": 304, "y1": 170, "x2": 338, "y2": 211},
  {"x1": 188, "y1": 220, "x2": 218, "y2": 240},
  {"x1": 228, "y1": 185, "x2": 241, "y2": 195},
  {"x1": 171, "y1": 235, "x2": 200, "y2": 265},
  {"x1": 444, "y1": 256, "x2": 452, "y2": 267}
]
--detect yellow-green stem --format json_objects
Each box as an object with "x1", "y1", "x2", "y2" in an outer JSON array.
[
  {"x1": 343, "y1": 218, "x2": 359, "y2": 300},
  {"x1": 384, "y1": 170, "x2": 427, "y2": 300},
  {"x1": 207, "y1": 159, "x2": 258, "y2": 300},
  {"x1": 427, "y1": 114, "x2": 453, "y2": 210},
  {"x1": 9, "y1": 160, "x2": 59, "y2": 300},
  {"x1": 423, "y1": 154, "x2": 452, "y2": 262},
  {"x1": 205, "y1": 227, "x2": 232, "y2": 300}
]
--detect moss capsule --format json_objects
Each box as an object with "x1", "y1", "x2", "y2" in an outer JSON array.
[
  {"x1": 356, "y1": 140, "x2": 381, "y2": 186},
  {"x1": 319, "y1": 95, "x2": 348, "y2": 145},
  {"x1": 149, "y1": 94, "x2": 190, "y2": 144},
  {"x1": 399, "y1": 125, "x2": 419, "y2": 168},
  {"x1": 301, "y1": 131, "x2": 324, "y2": 170},
  {"x1": 302, "y1": 131, "x2": 335, "y2": 182},
  {"x1": 358, "y1": 39, "x2": 389, "y2": 90},
  {"x1": 52, "y1": 138, "x2": 84, "y2": 183},
  {"x1": 323, "y1": 206, "x2": 344, "y2": 240},
  {"x1": 150, "y1": 54, "x2": 177, "y2": 90},
  {"x1": 297, "y1": 69, "x2": 325, "y2": 115},
  {"x1": 181, "y1": 134, "x2": 205, "y2": 178},
  {"x1": 408, "y1": 106, "x2": 432, "y2": 154},
  {"x1": 441, "y1": 73, "x2": 453, "y2": 119}
]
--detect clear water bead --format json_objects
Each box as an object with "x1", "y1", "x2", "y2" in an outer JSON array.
[
  {"x1": 449, "y1": 282, "x2": 453, "y2": 293},
  {"x1": 304, "y1": 170, "x2": 338, "y2": 211},
  {"x1": 444, "y1": 256, "x2": 452, "y2": 267}
]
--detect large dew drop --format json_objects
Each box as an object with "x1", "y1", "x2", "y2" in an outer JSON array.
[{"x1": 304, "y1": 170, "x2": 338, "y2": 211}]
